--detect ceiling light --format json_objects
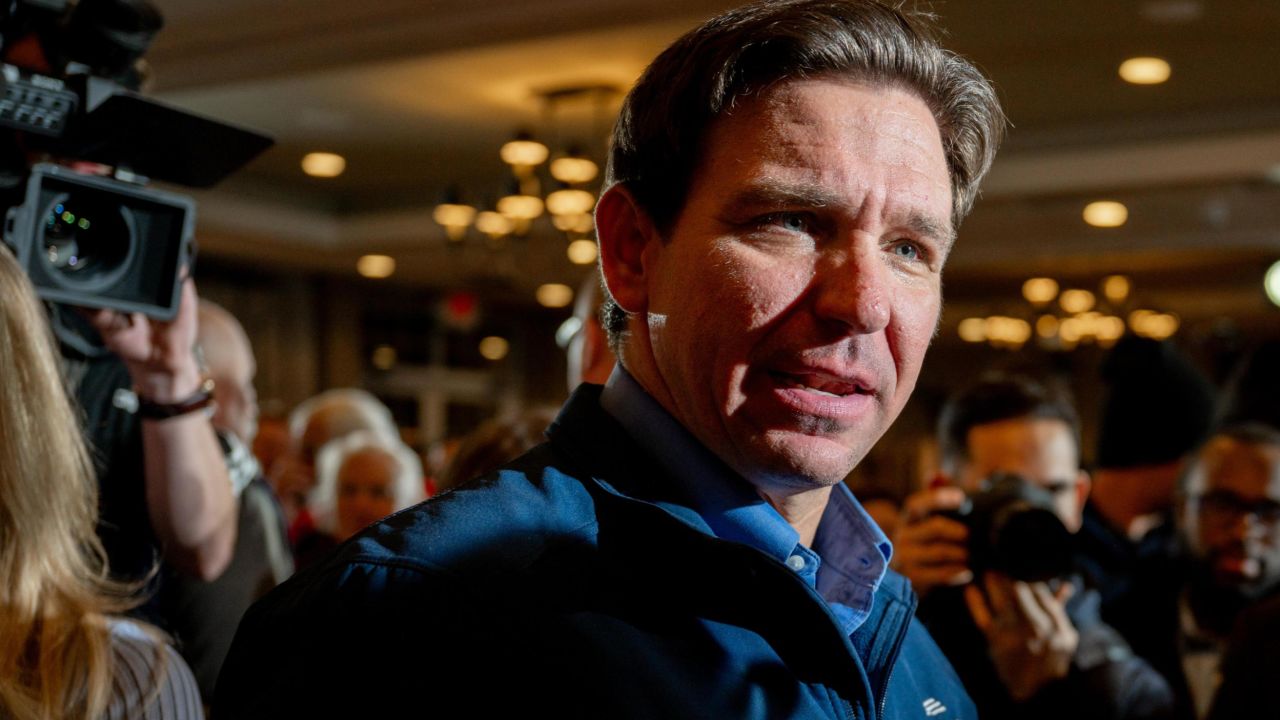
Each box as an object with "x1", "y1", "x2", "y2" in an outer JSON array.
[
  {"x1": 433, "y1": 203, "x2": 476, "y2": 242},
  {"x1": 1022, "y1": 277, "x2": 1059, "y2": 305},
  {"x1": 475, "y1": 211, "x2": 513, "y2": 239},
  {"x1": 1060, "y1": 289, "x2": 1096, "y2": 314},
  {"x1": 957, "y1": 318, "x2": 986, "y2": 343},
  {"x1": 301, "y1": 152, "x2": 346, "y2": 178},
  {"x1": 357, "y1": 254, "x2": 395, "y2": 279},
  {"x1": 1102, "y1": 275, "x2": 1131, "y2": 303},
  {"x1": 1083, "y1": 201, "x2": 1128, "y2": 228},
  {"x1": 1036, "y1": 314, "x2": 1059, "y2": 339},
  {"x1": 536, "y1": 283, "x2": 574, "y2": 308},
  {"x1": 546, "y1": 188, "x2": 596, "y2": 216},
  {"x1": 1097, "y1": 316, "x2": 1126, "y2": 343},
  {"x1": 1119, "y1": 57, "x2": 1171, "y2": 85},
  {"x1": 1265, "y1": 260, "x2": 1280, "y2": 308},
  {"x1": 567, "y1": 239, "x2": 598, "y2": 265},
  {"x1": 497, "y1": 193, "x2": 544, "y2": 221},
  {"x1": 550, "y1": 151, "x2": 599, "y2": 184},
  {"x1": 478, "y1": 336, "x2": 509, "y2": 361},
  {"x1": 500, "y1": 131, "x2": 549, "y2": 170},
  {"x1": 371, "y1": 345, "x2": 397, "y2": 370}
]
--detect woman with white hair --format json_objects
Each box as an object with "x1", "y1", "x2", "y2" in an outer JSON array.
[
  {"x1": 293, "y1": 430, "x2": 426, "y2": 570},
  {"x1": 269, "y1": 387, "x2": 400, "y2": 535},
  {"x1": 0, "y1": 246, "x2": 202, "y2": 719}
]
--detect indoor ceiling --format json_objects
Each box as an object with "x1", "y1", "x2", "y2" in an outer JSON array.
[{"x1": 141, "y1": 0, "x2": 1280, "y2": 336}]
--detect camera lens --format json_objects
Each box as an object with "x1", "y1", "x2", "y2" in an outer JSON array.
[{"x1": 40, "y1": 194, "x2": 135, "y2": 290}]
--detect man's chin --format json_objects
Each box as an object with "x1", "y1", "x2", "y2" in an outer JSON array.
[{"x1": 739, "y1": 430, "x2": 864, "y2": 490}]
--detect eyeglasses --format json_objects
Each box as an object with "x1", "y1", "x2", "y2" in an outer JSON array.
[{"x1": 1195, "y1": 490, "x2": 1280, "y2": 528}]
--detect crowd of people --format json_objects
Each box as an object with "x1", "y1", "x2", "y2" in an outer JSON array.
[{"x1": 0, "y1": 1, "x2": 1276, "y2": 718}]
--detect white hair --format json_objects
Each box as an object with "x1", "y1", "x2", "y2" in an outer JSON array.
[
  {"x1": 287, "y1": 388, "x2": 399, "y2": 445},
  {"x1": 308, "y1": 430, "x2": 425, "y2": 534}
]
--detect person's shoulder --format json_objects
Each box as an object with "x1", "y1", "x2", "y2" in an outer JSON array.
[
  {"x1": 105, "y1": 618, "x2": 204, "y2": 719},
  {"x1": 254, "y1": 441, "x2": 601, "y2": 612}
]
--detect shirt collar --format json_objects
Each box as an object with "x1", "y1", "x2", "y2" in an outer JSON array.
[{"x1": 600, "y1": 366, "x2": 893, "y2": 634}]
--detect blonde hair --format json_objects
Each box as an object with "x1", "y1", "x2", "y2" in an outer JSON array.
[{"x1": 0, "y1": 246, "x2": 157, "y2": 719}]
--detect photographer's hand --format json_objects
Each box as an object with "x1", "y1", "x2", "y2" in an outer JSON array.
[
  {"x1": 84, "y1": 277, "x2": 237, "y2": 581},
  {"x1": 890, "y1": 486, "x2": 972, "y2": 598},
  {"x1": 85, "y1": 277, "x2": 202, "y2": 401},
  {"x1": 966, "y1": 572, "x2": 1078, "y2": 702}
]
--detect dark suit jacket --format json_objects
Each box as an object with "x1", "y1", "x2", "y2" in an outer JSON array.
[{"x1": 215, "y1": 385, "x2": 974, "y2": 719}]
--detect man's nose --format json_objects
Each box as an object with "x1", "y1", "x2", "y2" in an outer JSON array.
[{"x1": 812, "y1": 242, "x2": 892, "y2": 334}]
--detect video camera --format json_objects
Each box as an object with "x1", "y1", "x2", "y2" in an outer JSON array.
[
  {"x1": 0, "y1": 0, "x2": 271, "y2": 320},
  {"x1": 943, "y1": 473, "x2": 1076, "y2": 583}
]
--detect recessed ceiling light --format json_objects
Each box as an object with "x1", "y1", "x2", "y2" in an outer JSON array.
[
  {"x1": 1102, "y1": 275, "x2": 1131, "y2": 303},
  {"x1": 536, "y1": 283, "x2": 574, "y2": 308},
  {"x1": 566, "y1": 239, "x2": 598, "y2": 265},
  {"x1": 1119, "y1": 57, "x2": 1171, "y2": 85},
  {"x1": 1060, "y1": 289, "x2": 1096, "y2": 314},
  {"x1": 357, "y1": 254, "x2": 395, "y2": 279},
  {"x1": 1083, "y1": 201, "x2": 1128, "y2": 228},
  {"x1": 1266, "y1": 260, "x2": 1280, "y2": 308},
  {"x1": 1022, "y1": 277, "x2": 1059, "y2": 305},
  {"x1": 301, "y1": 152, "x2": 346, "y2": 178},
  {"x1": 478, "y1": 336, "x2": 510, "y2": 361}
]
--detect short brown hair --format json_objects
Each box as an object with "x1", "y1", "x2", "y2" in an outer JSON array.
[{"x1": 600, "y1": 0, "x2": 1005, "y2": 349}]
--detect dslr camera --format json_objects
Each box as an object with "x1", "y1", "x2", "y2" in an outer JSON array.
[
  {"x1": 0, "y1": 0, "x2": 270, "y2": 320},
  {"x1": 943, "y1": 473, "x2": 1076, "y2": 583}
]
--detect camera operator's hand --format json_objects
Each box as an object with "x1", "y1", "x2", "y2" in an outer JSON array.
[
  {"x1": 83, "y1": 277, "x2": 203, "y2": 402},
  {"x1": 81, "y1": 276, "x2": 237, "y2": 580},
  {"x1": 965, "y1": 572, "x2": 1078, "y2": 702},
  {"x1": 889, "y1": 485, "x2": 972, "y2": 598}
]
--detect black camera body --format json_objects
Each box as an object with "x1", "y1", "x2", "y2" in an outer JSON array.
[
  {"x1": 0, "y1": 0, "x2": 271, "y2": 319},
  {"x1": 944, "y1": 473, "x2": 1076, "y2": 583},
  {"x1": 5, "y1": 162, "x2": 193, "y2": 319}
]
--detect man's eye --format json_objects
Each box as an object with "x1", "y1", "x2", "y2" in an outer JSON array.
[
  {"x1": 891, "y1": 241, "x2": 921, "y2": 261},
  {"x1": 762, "y1": 212, "x2": 810, "y2": 233}
]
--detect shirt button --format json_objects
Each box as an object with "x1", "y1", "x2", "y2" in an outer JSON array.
[{"x1": 786, "y1": 555, "x2": 806, "y2": 571}]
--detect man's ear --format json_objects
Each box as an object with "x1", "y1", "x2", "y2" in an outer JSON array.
[
  {"x1": 595, "y1": 184, "x2": 660, "y2": 315},
  {"x1": 1075, "y1": 470, "x2": 1092, "y2": 508}
]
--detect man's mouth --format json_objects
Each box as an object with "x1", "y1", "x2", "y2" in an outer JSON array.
[{"x1": 771, "y1": 371, "x2": 868, "y2": 398}]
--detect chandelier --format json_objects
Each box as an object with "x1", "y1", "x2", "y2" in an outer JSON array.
[
  {"x1": 432, "y1": 85, "x2": 620, "y2": 267},
  {"x1": 958, "y1": 274, "x2": 1181, "y2": 351}
]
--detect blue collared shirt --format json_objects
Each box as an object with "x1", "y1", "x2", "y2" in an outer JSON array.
[{"x1": 599, "y1": 366, "x2": 893, "y2": 635}]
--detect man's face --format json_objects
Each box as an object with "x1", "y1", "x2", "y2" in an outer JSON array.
[
  {"x1": 959, "y1": 417, "x2": 1088, "y2": 532},
  {"x1": 631, "y1": 79, "x2": 952, "y2": 490},
  {"x1": 1183, "y1": 437, "x2": 1280, "y2": 597}
]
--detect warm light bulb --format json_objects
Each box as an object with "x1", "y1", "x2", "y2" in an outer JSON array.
[
  {"x1": 301, "y1": 152, "x2": 346, "y2": 178},
  {"x1": 1119, "y1": 57, "x2": 1171, "y2": 85},
  {"x1": 357, "y1": 254, "x2": 395, "y2": 279},
  {"x1": 550, "y1": 156, "x2": 599, "y2": 184},
  {"x1": 500, "y1": 136, "x2": 549, "y2": 168},
  {"x1": 1036, "y1": 314, "x2": 1059, "y2": 339},
  {"x1": 1059, "y1": 289, "x2": 1096, "y2": 314},
  {"x1": 1022, "y1": 277, "x2": 1059, "y2": 305},
  {"x1": 1083, "y1": 201, "x2": 1128, "y2": 228},
  {"x1": 1102, "y1": 275, "x2": 1131, "y2": 303},
  {"x1": 497, "y1": 194, "x2": 544, "y2": 221},
  {"x1": 478, "y1": 336, "x2": 509, "y2": 361},
  {"x1": 371, "y1": 345, "x2": 397, "y2": 370},
  {"x1": 546, "y1": 189, "x2": 595, "y2": 216},
  {"x1": 1265, "y1": 260, "x2": 1280, "y2": 308},
  {"x1": 433, "y1": 203, "x2": 476, "y2": 241},
  {"x1": 536, "y1": 283, "x2": 574, "y2": 308},
  {"x1": 475, "y1": 211, "x2": 513, "y2": 238},
  {"x1": 567, "y1": 239, "x2": 598, "y2": 265},
  {"x1": 957, "y1": 318, "x2": 986, "y2": 343}
]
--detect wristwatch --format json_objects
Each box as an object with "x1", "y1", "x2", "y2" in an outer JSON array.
[{"x1": 136, "y1": 376, "x2": 217, "y2": 420}]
